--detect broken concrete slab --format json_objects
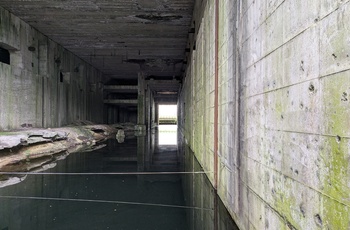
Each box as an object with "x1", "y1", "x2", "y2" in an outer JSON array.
[{"x1": 0, "y1": 125, "x2": 117, "y2": 174}]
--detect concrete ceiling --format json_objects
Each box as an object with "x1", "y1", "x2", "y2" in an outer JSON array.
[{"x1": 0, "y1": 0, "x2": 194, "y2": 81}]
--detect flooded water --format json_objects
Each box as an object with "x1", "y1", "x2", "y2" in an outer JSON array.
[{"x1": 0, "y1": 126, "x2": 238, "y2": 230}]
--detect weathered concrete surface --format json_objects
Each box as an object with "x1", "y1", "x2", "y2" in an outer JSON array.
[
  {"x1": 0, "y1": 125, "x2": 116, "y2": 173},
  {"x1": 0, "y1": 6, "x2": 104, "y2": 130},
  {"x1": 0, "y1": 1, "x2": 194, "y2": 79},
  {"x1": 180, "y1": 0, "x2": 350, "y2": 230}
]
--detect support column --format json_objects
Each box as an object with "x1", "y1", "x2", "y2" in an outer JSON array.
[
  {"x1": 155, "y1": 103, "x2": 159, "y2": 127},
  {"x1": 151, "y1": 92, "x2": 156, "y2": 129},
  {"x1": 137, "y1": 72, "x2": 146, "y2": 131},
  {"x1": 214, "y1": 1, "x2": 220, "y2": 230},
  {"x1": 146, "y1": 84, "x2": 152, "y2": 130},
  {"x1": 214, "y1": 0, "x2": 219, "y2": 190}
]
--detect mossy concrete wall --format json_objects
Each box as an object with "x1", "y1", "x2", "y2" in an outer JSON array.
[
  {"x1": 0, "y1": 6, "x2": 103, "y2": 130},
  {"x1": 179, "y1": 0, "x2": 350, "y2": 229}
]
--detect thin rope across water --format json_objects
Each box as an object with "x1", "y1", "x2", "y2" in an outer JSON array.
[
  {"x1": 0, "y1": 195, "x2": 213, "y2": 211},
  {"x1": 0, "y1": 171, "x2": 212, "y2": 175}
]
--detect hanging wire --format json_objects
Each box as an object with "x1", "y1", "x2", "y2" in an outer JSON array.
[{"x1": 0, "y1": 195, "x2": 213, "y2": 211}]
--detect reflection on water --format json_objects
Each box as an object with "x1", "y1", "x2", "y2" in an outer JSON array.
[
  {"x1": 158, "y1": 125, "x2": 177, "y2": 145},
  {"x1": 0, "y1": 131, "x2": 238, "y2": 230},
  {"x1": 181, "y1": 145, "x2": 239, "y2": 230}
]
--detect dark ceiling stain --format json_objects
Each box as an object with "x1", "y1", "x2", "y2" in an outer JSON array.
[
  {"x1": 124, "y1": 59, "x2": 146, "y2": 64},
  {"x1": 135, "y1": 14, "x2": 183, "y2": 21}
]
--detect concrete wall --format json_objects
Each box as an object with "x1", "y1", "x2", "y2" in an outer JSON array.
[
  {"x1": 180, "y1": 0, "x2": 350, "y2": 229},
  {"x1": 0, "y1": 6, "x2": 103, "y2": 130}
]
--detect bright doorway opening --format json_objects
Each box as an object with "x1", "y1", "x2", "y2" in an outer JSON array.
[
  {"x1": 158, "y1": 104, "x2": 177, "y2": 125},
  {"x1": 158, "y1": 105, "x2": 177, "y2": 145}
]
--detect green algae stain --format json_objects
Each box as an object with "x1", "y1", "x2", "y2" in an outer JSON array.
[
  {"x1": 322, "y1": 138, "x2": 350, "y2": 229},
  {"x1": 274, "y1": 179, "x2": 300, "y2": 230},
  {"x1": 321, "y1": 75, "x2": 350, "y2": 229}
]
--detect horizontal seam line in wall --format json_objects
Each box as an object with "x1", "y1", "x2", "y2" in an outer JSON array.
[
  {"x1": 243, "y1": 0, "x2": 350, "y2": 70},
  {"x1": 319, "y1": 68, "x2": 350, "y2": 79},
  {"x1": 245, "y1": 67, "x2": 350, "y2": 98},
  {"x1": 242, "y1": 154, "x2": 350, "y2": 209},
  {"x1": 265, "y1": 128, "x2": 350, "y2": 139},
  {"x1": 318, "y1": 0, "x2": 350, "y2": 22},
  {"x1": 245, "y1": 75, "x2": 320, "y2": 98},
  {"x1": 240, "y1": 0, "x2": 286, "y2": 44},
  {"x1": 244, "y1": 22, "x2": 314, "y2": 71},
  {"x1": 241, "y1": 0, "x2": 350, "y2": 46},
  {"x1": 234, "y1": 165, "x2": 301, "y2": 228},
  {"x1": 218, "y1": 51, "x2": 235, "y2": 69},
  {"x1": 240, "y1": 0, "x2": 255, "y2": 21},
  {"x1": 244, "y1": 182, "x2": 299, "y2": 229}
]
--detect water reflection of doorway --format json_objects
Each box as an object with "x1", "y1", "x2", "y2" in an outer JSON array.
[{"x1": 158, "y1": 124, "x2": 177, "y2": 145}]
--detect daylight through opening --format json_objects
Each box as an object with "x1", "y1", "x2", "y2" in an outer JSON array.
[{"x1": 158, "y1": 104, "x2": 177, "y2": 145}]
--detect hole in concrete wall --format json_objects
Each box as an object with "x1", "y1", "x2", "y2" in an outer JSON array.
[
  {"x1": 60, "y1": 72, "x2": 64, "y2": 83},
  {"x1": 341, "y1": 92, "x2": 348, "y2": 101},
  {"x1": 60, "y1": 72, "x2": 71, "y2": 84},
  {"x1": 300, "y1": 61, "x2": 304, "y2": 71},
  {"x1": 299, "y1": 204, "x2": 306, "y2": 217},
  {"x1": 28, "y1": 46, "x2": 36, "y2": 52},
  {"x1": 0, "y1": 47, "x2": 10, "y2": 65},
  {"x1": 336, "y1": 135, "x2": 341, "y2": 143},
  {"x1": 314, "y1": 214, "x2": 323, "y2": 227},
  {"x1": 308, "y1": 84, "x2": 315, "y2": 94}
]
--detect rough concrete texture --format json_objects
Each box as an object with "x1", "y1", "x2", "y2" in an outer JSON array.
[
  {"x1": 0, "y1": 6, "x2": 104, "y2": 130},
  {"x1": 0, "y1": 0, "x2": 193, "y2": 79},
  {"x1": 179, "y1": 0, "x2": 350, "y2": 229}
]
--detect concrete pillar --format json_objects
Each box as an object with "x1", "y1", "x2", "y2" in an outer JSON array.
[
  {"x1": 151, "y1": 92, "x2": 156, "y2": 128},
  {"x1": 137, "y1": 72, "x2": 146, "y2": 131},
  {"x1": 155, "y1": 103, "x2": 159, "y2": 127},
  {"x1": 146, "y1": 84, "x2": 152, "y2": 130}
]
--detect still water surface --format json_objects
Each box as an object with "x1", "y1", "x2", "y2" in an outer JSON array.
[{"x1": 0, "y1": 126, "x2": 238, "y2": 230}]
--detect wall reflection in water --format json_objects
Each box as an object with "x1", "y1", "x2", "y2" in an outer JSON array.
[
  {"x1": 181, "y1": 143, "x2": 239, "y2": 230},
  {"x1": 0, "y1": 130, "x2": 238, "y2": 230}
]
